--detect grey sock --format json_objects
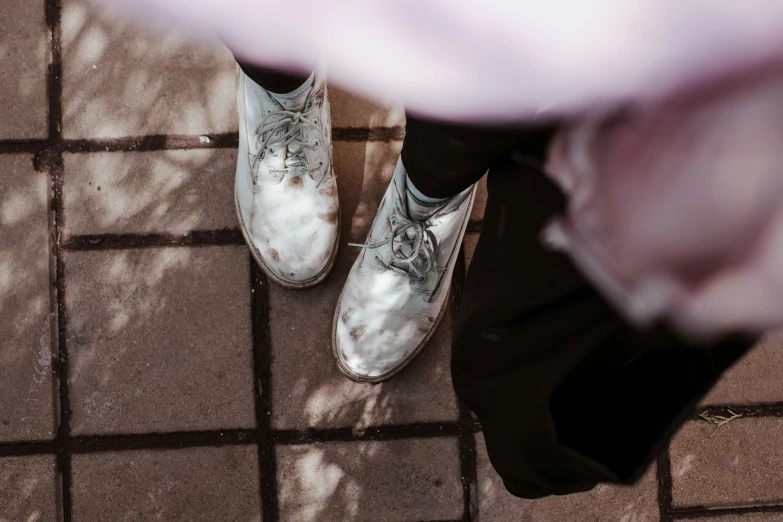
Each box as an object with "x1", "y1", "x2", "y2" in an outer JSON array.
[
  {"x1": 406, "y1": 173, "x2": 448, "y2": 204},
  {"x1": 405, "y1": 174, "x2": 449, "y2": 221}
]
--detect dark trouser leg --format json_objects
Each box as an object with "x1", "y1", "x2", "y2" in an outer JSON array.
[
  {"x1": 235, "y1": 59, "x2": 311, "y2": 94},
  {"x1": 451, "y1": 151, "x2": 754, "y2": 499},
  {"x1": 401, "y1": 113, "x2": 555, "y2": 198}
]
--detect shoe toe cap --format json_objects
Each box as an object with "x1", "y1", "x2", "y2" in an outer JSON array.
[
  {"x1": 249, "y1": 224, "x2": 338, "y2": 285},
  {"x1": 333, "y1": 302, "x2": 423, "y2": 382}
]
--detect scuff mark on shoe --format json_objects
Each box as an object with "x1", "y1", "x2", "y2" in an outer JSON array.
[
  {"x1": 307, "y1": 231, "x2": 319, "y2": 244},
  {"x1": 270, "y1": 249, "x2": 280, "y2": 262},
  {"x1": 350, "y1": 324, "x2": 366, "y2": 341}
]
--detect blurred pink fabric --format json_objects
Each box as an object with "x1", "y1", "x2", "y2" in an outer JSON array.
[
  {"x1": 545, "y1": 69, "x2": 783, "y2": 339},
  {"x1": 97, "y1": 0, "x2": 783, "y2": 337}
]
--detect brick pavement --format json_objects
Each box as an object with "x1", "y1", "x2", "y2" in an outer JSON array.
[{"x1": 1, "y1": 0, "x2": 782, "y2": 521}]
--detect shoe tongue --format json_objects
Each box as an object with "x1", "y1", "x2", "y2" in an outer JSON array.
[
  {"x1": 405, "y1": 190, "x2": 447, "y2": 222},
  {"x1": 269, "y1": 73, "x2": 314, "y2": 113},
  {"x1": 270, "y1": 89, "x2": 310, "y2": 113}
]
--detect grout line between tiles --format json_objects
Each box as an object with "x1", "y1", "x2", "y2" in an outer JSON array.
[
  {"x1": 452, "y1": 248, "x2": 479, "y2": 522},
  {"x1": 249, "y1": 260, "x2": 280, "y2": 521},
  {"x1": 657, "y1": 448, "x2": 675, "y2": 522},
  {"x1": 0, "y1": 126, "x2": 405, "y2": 157},
  {"x1": 43, "y1": 0, "x2": 74, "y2": 518}
]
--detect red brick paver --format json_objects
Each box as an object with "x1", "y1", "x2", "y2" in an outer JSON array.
[
  {"x1": 0, "y1": 155, "x2": 54, "y2": 442},
  {"x1": 0, "y1": 0, "x2": 49, "y2": 139},
  {"x1": 71, "y1": 446, "x2": 262, "y2": 521},
  {"x1": 0, "y1": 455, "x2": 58, "y2": 522},
  {"x1": 277, "y1": 438, "x2": 463, "y2": 521}
]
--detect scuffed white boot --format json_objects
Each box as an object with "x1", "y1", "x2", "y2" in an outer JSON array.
[
  {"x1": 332, "y1": 157, "x2": 476, "y2": 383},
  {"x1": 235, "y1": 64, "x2": 339, "y2": 288}
]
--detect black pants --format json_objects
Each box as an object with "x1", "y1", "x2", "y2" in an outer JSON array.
[{"x1": 240, "y1": 61, "x2": 755, "y2": 498}]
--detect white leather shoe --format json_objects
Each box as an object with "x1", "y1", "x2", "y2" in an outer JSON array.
[
  {"x1": 332, "y1": 157, "x2": 476, "y2": 383},
  {"x1": 235, "y1": 64, "x2": 340, "y2": 288}
]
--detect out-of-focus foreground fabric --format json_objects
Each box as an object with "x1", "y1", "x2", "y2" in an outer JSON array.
[
  {"x1": 545, "y1": 69, "x2": 783, "y2": 339},
  {"x1": 95, "y1": 0, "x2": 783, "y2": 337},
  {"x1": 92, "y1": 0, "x2": 783, "y2": 121}
]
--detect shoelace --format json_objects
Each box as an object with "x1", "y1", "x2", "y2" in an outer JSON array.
[
  {"x1": 249, "y1": 107, "x2": 330, "y2": 193},
  {"x1": 350, "y1": 196, "x2": 442, "y2": 302}
]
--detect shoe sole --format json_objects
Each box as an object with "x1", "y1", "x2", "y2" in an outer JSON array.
[
  {"x1": 235, "y1": 192, "x2": 341, "y2": 290},
  {"x1": 330, "y1": 184, "x2": 476, "y2": 384}
]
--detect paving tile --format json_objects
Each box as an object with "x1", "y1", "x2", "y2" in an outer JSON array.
[
  {"x1": 329, "y1": 86, "x2": 405, "y2": 129},
  {"x1": 702, "y1": 331, "x2": 783, "y2": 405},
  {"x1": 471, "y1": 175, "x2": 487, "y2": 222},
  {"x1": 475, "y1": 433, "x2": 659, "y2": 522},
  {"x1": 269, "y1": 140, "x2": 460, "y2": 430},
  {"x1": 671, "y1": 418, "x2": 783, "y2": 508},
  {"x1": 0, "y1": 455, "x2": 57, "y2": 522},
  {"x1": 0, "y1": 155, "x2": 54, "y2": 441},
  {"x1": 63, "y1": 149, "x2": 237, "y2": 236},
  {"x1": 0, "y1": 1, "x2": 49, "y2": 139},
  {"x1": 277, "y1": 437, "x2": 462, "y2": 522},
  {"x1": 65, "y1": 246, "x2": 256, "y2": 435},
  {"x1": 71, "y1": 446, "x2": 261, "y2": 521},
  {"x1": 61, "y1": 0, "x2": 236, "y2": 139}
]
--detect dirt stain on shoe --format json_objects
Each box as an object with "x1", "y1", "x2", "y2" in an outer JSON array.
[
  {"x1": 342, "y1": 307, "x2": 356, "y2": 324},
  {"x1": 350, "y1": 324, "x2": 367, "y2": 341},
  {"x1": 269, "y1": 249, "x2": 280, "y2": 262},
  {"x1": 307, "y1": 231, "x2": 319, "y2": 245},
  {"x1": 301, "y1": 214, "x2": 314, "y2": 225},
  {"x1": 317, "y1": 206, "x2": 339, "y2": 224},
  {"x1": 288, "y1": 176, "x2": 304, "y2": 189}
]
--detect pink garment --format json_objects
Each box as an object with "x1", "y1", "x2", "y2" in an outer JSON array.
[
  {"x1": 96, "y1": 0, "x2": 783, "y2": 336},
  {"x1": 545, "y1": 68, "x2": 783, "y2": 339}
]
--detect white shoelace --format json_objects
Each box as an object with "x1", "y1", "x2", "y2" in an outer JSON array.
[
  {"x1": 350, "y1": 196, "x2": 442, "y2": 302},
  {"x1": 250, "y1": 107, "x2": 330, "y2": 192}
]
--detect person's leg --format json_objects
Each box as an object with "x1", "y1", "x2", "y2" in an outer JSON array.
[
  {"x1": 234, "y1": 58, "x2": 340, "y2": 289},
  {"x1": 332, "y1": 115, "x2": 554, "y2": 382},
  {"x1": 401, "y1": 113, "x2": 554, "y2": 198},
  {"x1": 235, "y1": 59, "x2": 311, "y2": 94},
  {"x1": 452, "y1": 150, "x2": 754, "y2": 498}
]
